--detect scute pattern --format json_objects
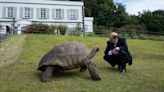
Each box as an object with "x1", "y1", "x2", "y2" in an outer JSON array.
[{"x1": 38, "y1": 42, "x2": 90, "y2": 71}]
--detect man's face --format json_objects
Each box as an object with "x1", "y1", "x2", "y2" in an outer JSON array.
[{"x1": 110, "y1": 36, "x2": 118, "y2": 44}]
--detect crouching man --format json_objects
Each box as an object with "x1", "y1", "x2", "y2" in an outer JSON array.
[{"x1": 103, "y1": 32, "x2": 132, "y2": 72}]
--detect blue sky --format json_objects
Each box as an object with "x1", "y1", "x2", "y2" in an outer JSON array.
[{"x1": 113, "y1": 0, "x2": 164, "y2": 15}]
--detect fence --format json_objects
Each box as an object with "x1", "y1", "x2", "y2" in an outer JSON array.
[
  {"x1": 85, "y1": 26, "x2": 164, "y2": 41},
  {"x1": 1, "y1": 23, "x2": 164, "y2": 41}
]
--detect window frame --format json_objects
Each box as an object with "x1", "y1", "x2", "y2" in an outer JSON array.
[
  {"x1": 54, "y1": 9, "x2": 64, "y2": 20},
  {"x1": 23, "y1": 7, "x2": 33, "y2": 19},
  {"x1": 39, "y1": 8, "x2": 49, "y2": 19},
  {"x1": 68, "y1": 9, "x2": 79, "y2": 20},
  {"x1": 5, "y1": 7, "x2": 16, "y2": 19}
]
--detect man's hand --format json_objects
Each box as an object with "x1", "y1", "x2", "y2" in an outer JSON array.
[{"x1": 112, "y1": 49, "x2": 119, "y2": 55}]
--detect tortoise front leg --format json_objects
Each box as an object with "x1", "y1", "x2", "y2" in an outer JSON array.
[
  {"x1": 41, "y1": 66, "x2": 54, "y2": 82},
  {"x1": 86, "y1": 61, "x2": 101, "y2": 80}
]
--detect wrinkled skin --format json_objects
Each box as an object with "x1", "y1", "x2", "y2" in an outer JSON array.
[{"x1": 38, "y1": 42, "x2": 101, "y2": 82}]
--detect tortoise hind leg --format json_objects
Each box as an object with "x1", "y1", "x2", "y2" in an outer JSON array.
[
  {"x1": 41, "y1": 66, "x2": 54, "y2": 82},
  {"x1": 86, "y1": 61, "x2": 101, "y2": 80},
  {"x1": 80, "y1": 64, "x2": 87, "y2": 72}
]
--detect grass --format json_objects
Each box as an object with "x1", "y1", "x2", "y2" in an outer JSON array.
[{"x1": 0, "y1": 34, "x2": 164, "y2": 92}]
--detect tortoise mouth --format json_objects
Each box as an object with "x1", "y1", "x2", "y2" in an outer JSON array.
[
  {"x1": 95, "y1": 47, "x2": 99, "y2": 52},
  {"x1": 38, "y1": 65, "x2": 47, "y2": 71}
]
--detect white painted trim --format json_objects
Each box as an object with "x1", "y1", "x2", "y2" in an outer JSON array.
[
  {"x1": 0, "y1": 0, "x2": 83, "y2": 6},
  {"x1": 84, "y1": 17, "x2": 93, "y2": 21}
]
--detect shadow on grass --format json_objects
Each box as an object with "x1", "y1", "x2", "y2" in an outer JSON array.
[
  {"x1": 34, "y1": 69, "x2": 92, "y2": 82},
  {"x1": 100, "y1": 66, "x2": 119, "y2": 73}
]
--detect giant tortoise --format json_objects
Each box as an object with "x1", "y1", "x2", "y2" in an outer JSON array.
[{"x1": 38, "y1": 42, "x2": 101, "y2": 82}]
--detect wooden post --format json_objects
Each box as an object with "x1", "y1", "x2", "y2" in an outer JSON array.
[
  {"x1": 82, "y1": 6, "x2": 85, "y2": 36},
  {"x1": 12, "y1": 17, "x2": 15, "y2": 34}
]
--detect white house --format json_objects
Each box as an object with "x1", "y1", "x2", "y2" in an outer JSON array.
[{"x1": 0, "y1": 0, "x2": 93, "y2": 34}]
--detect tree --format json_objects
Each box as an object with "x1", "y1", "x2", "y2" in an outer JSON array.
[
  {"x1": 140, "y1": 10, "x2": 164, "y2": 33},
  {"x1": 95, "y1": 3, "x2": 116, "y2": 27},
  {"x1": 127, "y1": 15, "x2": 140, "y2": 25},
  {"x1": 84, "y1": 0, "x2": 98, "y2": 17},
  {"x1": 112, "y1": 3, "x2": 128, "y2": 28}
]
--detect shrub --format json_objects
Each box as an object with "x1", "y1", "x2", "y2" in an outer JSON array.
[
  {"x1": 50, "y1": 25, "x2": 58, "y2": 34},
  {"x1": 58, "y1": 25, "x2": 68, "y2": 35},
  {"x1": 86, "y1": 32, "x2": 97, "y2": 37},
  {"x1": 68, "y1": 23, "x2": 84, "y2": 36},
  {"x1": 24, "y1": 24, "x2": 53, "y2": 34},
  {"x1": 138, "y1": 34, "x2": 146, "y2": 40}
]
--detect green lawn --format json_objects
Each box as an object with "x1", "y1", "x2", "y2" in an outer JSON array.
[{"x1": 0, "y1": 34, "x2": 164, "y2": 92}]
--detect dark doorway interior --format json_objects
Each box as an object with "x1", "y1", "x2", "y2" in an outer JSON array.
[{"x1": 6, "y1": 26, "x2": 10, "y2": 34}]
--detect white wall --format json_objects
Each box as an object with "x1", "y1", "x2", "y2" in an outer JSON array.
[
  {"x1": 0, "y1": 0, "x2": 94, "y2": 34},
  {"x1": 0, "y1": 1, "x2": 83, "y2": 23},
  {"x1": 84, "y1": 17, "x2": 93, "y2": 32}
]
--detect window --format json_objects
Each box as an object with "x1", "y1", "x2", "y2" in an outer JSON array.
[
  {"x1": 41, "y1": 8, "x2": 46, "y2": 18},
  {"x1": 37, "y1": 8, "x2": 49, "y2": 19},
  {"x1": 4, "y1": 7, "x2": 16, "y2": 18},
  {"x1": 21, "y1": 7, "x2": 33, "y2": 19},
  {"x1": 54, "y1": 9, "x2": 64, "y2": 20},
  {"x1": 67, "y1": 9, "x2": 79, "y2": 20},
  {"x1": 7, "y1": 7, "x2": 14, "y2": 18},
  {"x1": 70, "y1": 10, "x2": 76, "y2": 20},
  {"x1": 24, "y1": 8, "x2": 32, "y2": 18}
]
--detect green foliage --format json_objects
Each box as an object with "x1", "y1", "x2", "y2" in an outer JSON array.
[
  {"x1": 128, "y1": 15, "x2": 140, "y2": 24},
  {"x1": 0, "y1": 35, "x2": 164, "y2": 92},
  {"x1": 68, "y1": 23, "x2": 83, "y2": 36},
  {"x1": 95, "y1": 3, "x2": 116, "y2": 27},
  {"x1": 67, "y1": 23, "x2": 85, "y2": 36},
  {"x1": 140, "y1": 10, "x2": 164, "y2": 33},
  {"x1": 50, "y1": 25, "x2": 58, "y2": 34},
  {"x1": 84, "y1": 0, "x2": 164, "y2": 35},
  {"x1": 86, "y1": 32, "x2": 97, "y2": 37},
  {"x1": 84, "y1": 0, "x2": 127, "y2": 28},
  {"x1": 111, "y1": 3, "x2": 128, "y2": 28},
  {"x1": 93, "y1": 26, "x2": 111, "y2": 37},
  {"x1": 24, "y1": 24, "x2": 53, "y2": 34},
  {"x1": 84, "y1": 0, "x2": 98, "y2": 17},
  {"x1": 58, "y1": 25, "x2": 68, "y2": 35}
]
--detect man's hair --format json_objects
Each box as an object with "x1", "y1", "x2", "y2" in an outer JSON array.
[{"x1": 109, "y1": 32, "x2": 118, "y2": 39}]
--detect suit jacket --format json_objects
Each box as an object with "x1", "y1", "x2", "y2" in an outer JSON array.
[{"x1": 104, "y1": 37, "x2": 132, "y2": 65}]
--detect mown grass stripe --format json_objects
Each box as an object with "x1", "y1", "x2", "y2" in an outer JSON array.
[{"x1": 0, "y1": 35, "x2": 26, "y2": 67}]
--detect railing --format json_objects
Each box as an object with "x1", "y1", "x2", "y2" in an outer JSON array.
[{"x1": 85, "y1": 26, "x2": 164, "y2": 41}]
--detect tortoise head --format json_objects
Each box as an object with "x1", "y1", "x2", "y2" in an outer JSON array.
[{"x1": 87, "y1": 47, "x2": 99, "y2": 60}]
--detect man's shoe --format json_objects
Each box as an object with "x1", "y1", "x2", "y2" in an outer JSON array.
[
  {"x1": 121, "y1": 68, "x2": 126, "y2": 73},
  {"x1": 119, "y1": 66, "x2": 126, "y2": 73}
]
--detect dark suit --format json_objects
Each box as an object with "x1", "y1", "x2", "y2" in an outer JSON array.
[{"x1": 103, "y1": 37, "x2": 132, "y2": 71}]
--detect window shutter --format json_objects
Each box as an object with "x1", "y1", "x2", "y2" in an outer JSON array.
[
  {"x1": 13, "y1": 7, "x2": 17, "y2": 18},
  {"x1": 31, "y1": 8, "x2": 33, "y2": 19},
  {"x1": 2, "y1": 7, "x2": 6, "y2": 18},
  {"x1": 61, "y1": 9, "x2": 64, "y2": 19},
  {"x1": 20, "y1": 7, "x2": 23, "y2": 18},
  {"x1": 52, "y1": 9, "x2": 55, "y2": 19},
  {"x1": 75, "y1": 10, "x2": 79, "y2": 20},
  {"x1": 46, "y1": 9, "x2": 49, "y2": 19},
  {"x1": 37, "y1": 8, "x2": 40, "y2": 19},
  {"x1": 67, "y1": 9, "x2": 71, "y2": 20}
]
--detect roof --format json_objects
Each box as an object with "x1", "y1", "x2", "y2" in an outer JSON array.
[{"x1": 0, "y1": 0, "x2": 84, "y2": 6}]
